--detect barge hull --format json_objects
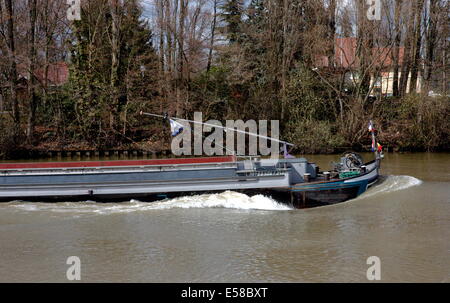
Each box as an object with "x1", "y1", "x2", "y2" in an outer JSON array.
[{"x1": 0, "y1": 156, "x2": 380, "y2": 207}]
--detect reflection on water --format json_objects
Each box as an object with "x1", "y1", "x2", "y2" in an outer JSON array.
[{"x1": 0, "y1": 153, "x2": 449, "y2": 282}]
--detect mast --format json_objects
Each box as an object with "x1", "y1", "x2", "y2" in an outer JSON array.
[{"x1": 369, "y1": 120, "x2": 381, "y2": 162}]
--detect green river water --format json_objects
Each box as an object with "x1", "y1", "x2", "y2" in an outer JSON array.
[{"x1": 0, "y1": 152, "x2": 448, "y2": 282}]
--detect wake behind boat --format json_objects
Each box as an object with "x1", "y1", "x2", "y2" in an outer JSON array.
[{"x1": 0, "y1": 117, "x2": 383, "y2": 208}]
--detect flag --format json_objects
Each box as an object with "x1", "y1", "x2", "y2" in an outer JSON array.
[
  {"x1": 377, "y1": 142, "x2": 383, "y2": 152},
  {"x1": 371, "y1": 138, "x2": 376, "y2": 152},
  {"x1": 169, "y1": 119, "x2": 184, "y2": 136},
  {"x1": 283, "y1": 143, "x2": 295, "y2": 159}
]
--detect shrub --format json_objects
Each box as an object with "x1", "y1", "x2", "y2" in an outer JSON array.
[
  {"x1": 0, "y1": 119, "x2": 20, "y2": 159},
  {"x1": 393, "y1": 94, "x2": 449, "y2": 151},
  {"x1": 286, "y1": 119, "x2": 345, "y2": 154}
]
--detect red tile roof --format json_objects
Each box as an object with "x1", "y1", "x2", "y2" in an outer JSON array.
[
  {"x1": 316, "y1": 37, "x2": 405, "y2": 70},
  {"x1": 335, "y1": 37, "x2": 358, "y2": 68},
  {"x1": 36, "y1": 62, "x2": 69, "y2": 86}
]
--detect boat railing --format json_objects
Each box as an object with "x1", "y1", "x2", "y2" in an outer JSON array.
[
  {"x1": 236, "y1": 168, "x2": 288, "y2": 177},
  {"x1": 0, "y1": 161, "x2": 239, "y2": 176}
]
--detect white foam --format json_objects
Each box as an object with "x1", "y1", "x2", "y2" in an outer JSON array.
[
  {"x1": 358, "y1": 175, "x2": 423, "y2": 199},
  {"x1": 11, "y1": 204, "x2": 40, "y2": 211},
  {"x1": 144, "y1": 191, "x2": 292, "y2": 211},
  {"x1": 7, "y1": 176, "x2": 422, "y2": 214},
  {"x1": 7, "y1": 191, "x2": 292, "y2": 215}
]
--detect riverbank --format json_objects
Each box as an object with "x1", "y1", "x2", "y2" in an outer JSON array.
[
  {"x1": 1, "y1": 142, "x2": 448, "y2": 162},
  {"x1": 1, "y1": 95, "x2": 449, "y2": 160},
  {"x1": 1, "y1": 128, "x2": 448, "y2": 161}
]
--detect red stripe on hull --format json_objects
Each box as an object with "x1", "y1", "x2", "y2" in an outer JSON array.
[{"x1": 0, "y1": 156, "x2": 236, "y2": 170}]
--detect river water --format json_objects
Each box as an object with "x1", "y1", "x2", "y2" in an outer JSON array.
[{"x1": 0, "y1": 153, "x2": 448, "y2": 282}]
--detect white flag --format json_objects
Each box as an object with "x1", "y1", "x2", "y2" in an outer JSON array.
[{"x1": 169, "y1": 119, "x2": 184, "y2": 136}]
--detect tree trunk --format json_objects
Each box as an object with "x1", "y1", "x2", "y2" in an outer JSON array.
[
  {"x1": 109, "y1": 0, "x2": 121, "y2": 132},
  {"x1": 356, "y1": 0, "x2": 373, "y2": 97},
  {"x1": 399, "y1": 2, "x2": 416, "y2": 96},
  {"x1": 280, "y1": 0, "x2": 289, "y2": 121},
  {"x1": 176, "y1": 0, "x2": 187, "y2": 117},
  {"x1": 172, "y1": 0, "x2": 178, "y2": 76},
  {"x1": 178, "y1": 0, "x2": 186, "y2": 80},
  {"x1": 443, "y1": 44, "x2": 447, "y2": 94},
  {"x1": 157, "y1": 0, "x2": 165, "y2": 73},
  {"x1": 207, "y1": 0, "x2": 218, "y2": 72},
  {"x1": 27, "y1": 0, "x2": 38, "y2": 142},
  {"x1": 327, "y1": 0, "x2": 336, "y2": 67},
  {"x1": 424, "y1": 0, "x2": 438, "y2": 91},
  {"x1": 409, "y1": 0, "x2": 425, "y2": 94},
  {"x1": 392, "y1": 0, "x2": 403, "y2": 97},
  {"x1": 5, "y1": 0, "x2": 19, "y2": 126}
]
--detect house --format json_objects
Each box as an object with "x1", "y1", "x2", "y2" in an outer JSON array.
[
  {"x1": 316, "y1": 37, "x2": 422, "y2": 96},
  {"x1": 0, "y1": 62, "x2": 69, "y2": 114},
  {"x1": 35, "y1": 62, "x2": 69, "y2": 87}
]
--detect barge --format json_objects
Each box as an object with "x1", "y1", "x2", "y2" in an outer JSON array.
[
  {"x1": 0, "y1": 115, "x2": 382, "y2": 208},
  {"x1": 0, "y1": 152, "x2": 381, "y2": 208}
]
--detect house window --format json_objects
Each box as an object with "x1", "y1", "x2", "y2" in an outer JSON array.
[{"x1": 374, "y1": 76, "x2": 382, "y2": 87}]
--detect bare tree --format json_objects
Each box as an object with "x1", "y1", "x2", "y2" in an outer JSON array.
[
  {"x1": 399, "y1": 1, "x2": 423, "y2": 96},
  {"x1": 109, "y1": 0, "x2": 122, "y2": 131},
  {"x1": 156, "y1": 0, "x2": 166, "y2": 72},
  {"x1": 4, "y1": 0, "x2": 19, "y2": 125},
  {"x1": 176, "y1": 0, "x2": 188, "y2": 116},
  {"x1": 26, "y1": 0, "x2": 37, "y2": 141},
  {"x1": 392, "y1": 0, "x2": 403, "y2": 97},
  {"x1": 356, "y1": 0, "x2": 376, "y2": 96},
  {"x1": 423, "y1": 0, "x2": 439, "y2": 90},
  {"x1": 207, "y1": 0, "x2": 218, "y2": 72},
  {"x1": 409, "y1": 0, "x2": 425, "y2": 94},
  {"x1": 327, "y1": 0, "x2": 336, "y2": 66}
]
